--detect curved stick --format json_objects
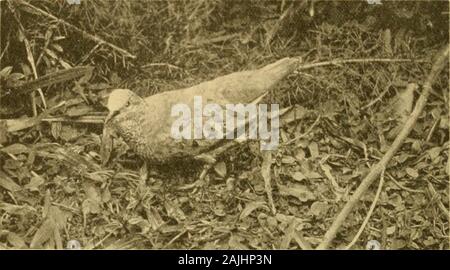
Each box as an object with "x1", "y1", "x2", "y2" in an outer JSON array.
[{"x1": 317, "y1": 45, "x2": 449, "y2": 250}]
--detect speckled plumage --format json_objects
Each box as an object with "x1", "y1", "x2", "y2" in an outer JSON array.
[{"x1": 105, "y1": 57, "x2": 301, "y2": 163}]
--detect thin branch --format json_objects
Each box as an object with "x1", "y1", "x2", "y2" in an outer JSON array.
[
  {"x1": 17, "y1": 0, "x2": 136, "y2": 59},
  {"x1": 345, "y1": 169, "x2": 385, "y2": 250},
  {"x1": 0, "y1": 38, "x2": 9, "y2": 61},
  {"x1": 361, "y1": 83, "x2": 392, "y2": 110},
  {"x1": 7, "y1": 0, "x2": 47, "y2": 115},
  {"x1": 41, "y1": 115, "x2": 104, "y2": 124},
  {"x1": 426, "y1": 181, "x2": 448, "y2": 218},
  {"x1": 283, "y1": 115, "x2": 321, "y2": 145},
  {"x1": 2, "y1": 114, "x2": 105, "y2": 133},
  {"x1": 387, "y1": 174, "x2": 424, "y2": 194},
  {"x1": 296, "y1": 58, "x2": 427, "y2": 72},
  {"x1": 4, "y1": 66, "x2": 94, "y2": 97},
  {"x1": 141, "y1": 63, "x2": 183, "y2": 70},
  {"x1": 188, "y1": 33, "x2": 239, "y2": 47},
  {"x1": 316, "y1": 45, "x2": 449, "y2": 250}
]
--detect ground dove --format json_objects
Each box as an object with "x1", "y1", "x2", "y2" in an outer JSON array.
[{"x1": 104, "y1": 57, "x2": 300, "y2": 165}]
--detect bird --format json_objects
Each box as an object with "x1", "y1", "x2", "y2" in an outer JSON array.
[{"x1": 103, "y1": 57, "x2": 301, "y2": 168}]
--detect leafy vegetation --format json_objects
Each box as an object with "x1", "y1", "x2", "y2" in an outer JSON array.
[{"x1": 0, "y1": 0, "x2": 448, "y2": 249}]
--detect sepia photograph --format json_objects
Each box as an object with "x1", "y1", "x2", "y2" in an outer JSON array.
[{"x1": 0, "y1": 0, "x2": 449, "y2": 253}]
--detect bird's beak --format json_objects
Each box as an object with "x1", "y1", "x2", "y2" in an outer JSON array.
[{"x1": 105, "y1": 110, "x2": 119, "y2": 124}]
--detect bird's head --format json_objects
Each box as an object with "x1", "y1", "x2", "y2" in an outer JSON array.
[{"x1": 105, "y1": 89, "x2": 143, "y2": 124}]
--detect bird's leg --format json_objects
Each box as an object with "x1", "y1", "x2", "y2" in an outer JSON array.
[
  {"x1": 178, "y1": 136, "x2": 250, "y2": 191},
  {"x1": 196, "y1": 162, "x2": 214, "y2": 187},
  {"x1": 195, "y1": 153, "x2": 217, "y2": 187},
  {"x1": 178, "y1": 140, "x2": 244, "y2": 191},
  {"x1": 177, "y1": 154, "x2": 216, "y2": 191}
]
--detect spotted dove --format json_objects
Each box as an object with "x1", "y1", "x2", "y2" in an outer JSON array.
[{"x1": 104, "y1": 57, "x2": 301, "y2": 164}]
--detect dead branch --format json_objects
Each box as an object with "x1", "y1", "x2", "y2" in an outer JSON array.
[
  {"x1": 297, "y1": 58, "x2": 427, "y2": 71},
  {"x1": 2, "y1": 66, "x2": 94, "y2": 97},
  {"x1": 316, "y1": 44, "x2": 449, "y2": 250},
  {"x1": 16, "y1": 0, "x2": 136, "y2": 59},
  {"x1": 7, "y1": 0, "x2": 45, "y2": 115},
  {"x1": 345, "y1": 169, "x2": 385, "y2": 250}
]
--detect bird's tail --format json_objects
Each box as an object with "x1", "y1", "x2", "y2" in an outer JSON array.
[{"x1": 209, "y1": 57, "x2": 301, "y2": 104}]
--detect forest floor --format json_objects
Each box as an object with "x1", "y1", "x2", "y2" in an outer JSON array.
[{"x1": 0, "y1": 1, "x2": 449, "y2": 249}]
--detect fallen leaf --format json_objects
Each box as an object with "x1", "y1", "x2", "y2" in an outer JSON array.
[
  {"x1": 66, "y1": 105, "x2": 92, "y2": 117},
  {"x1": 281, "y1": 156, "x2": 296, "y2": 164},
  {"x1": 0, "y1": 143, "x2": 29, "y2": 155},
  {"x1": 308, "y1": 142, "x2": 319, "y2": 158},
  {"x1": 303, "y1": 170, "x2": 322, "y2": 179},
  {"x1": 320, "y1": 163, "x2": 344, "y2": 192},
  {"x1": 439, "y1": 115, "x2": 448, "y2": 129},
  {"x1": 308, "y1": 201, "x2": 330, "y2": 216},
  {"x1": 24, "y1": 174, "x2": 45, "y2": 191},
  {"x1": 0, "y1": 171, "x2": 21, "y2": 192},
  {"x1": 427, "y1": 146, "x2": 442, "y2": 161},
  {"x1": 0, "y1": 202, "x2": 36, "y2": 215},
  {"x1": 279, "y1": 184, "x2": 315, "y2": 202},
  {"x1": 7, "y1": 232, "x2": 26, "y2": 248},
  {"x1": 145, "y1": 207, "x2": 165, "y2": 231},
  {"x1": 165, "y1": 201, "x2": 186, "y2": 223},
  {"x1": 213, "y1": 161, "x2": 227, "y2": 178},
  {"x1": 390, "y1": 83, "x2": 416, "y2": 121},
  {"x1": 386, "y1": 226, "x2": 396, "y2": 235},
  {"x1": 239, "y1": 201, "x2": 270, "y2": 220},
  {"x1": 0, "y1": 66, "x2": 13, "y2": 77},
  {"x1": 291, "y1": 171, "x2": 306, "y2": 182},
  {"x1": 405, "y1": 167, "x2": 419, "y2": 179},
  {"x1": 30, "y1": 219, "x2": 55, "y2": 248},
  {"x1": 228, "y1": 234, "x2": 248, "y2": 250},
  {"x1": 295, "y1": 149, "x2": 306, "y2": 160},
  {"x1": 82, "y1": 199, "x2": 101, "y2": 215},
  {"x1": 280, "y1": 218, "x2": 297, "y2": 249}
]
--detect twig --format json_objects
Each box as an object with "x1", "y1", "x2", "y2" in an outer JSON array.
[
  {"x1": 386, "y1": 174, "x2": 424, "y2": 194},
  {"x1": 17, "y1": 0, "x2": 136, "y2": 59},
  {"x1": 4, "y1": 66, "x2": 94, "y2": 97},
  {"x1": 425, "y1": 118, "x2": 440, "y2": 142},
  {"x1": 316, "y1": 45, "x2": 449, "y2": 250},
  {"x1": 293, "y1": 231, "x2": 313, "y2": 250},
  {"x1": 141, "y1": 63, "x2": 183, "y2": 70},
  {"x1": 78, "y1": 43, "x2": 102, "y2": 65},
  {"x1": 296, "y1": 58, "x2": 427, "y2": 72},
  {"x1": 7, "y1": 0, "x2": 47, "y2": 115},
  {"x1": 426, "y1": 181, "x2": 448, "y2": 218},
  {"x1": 189, "y1": 33, "x2": 239, "y2": 47},
  {"x1": 41, "y1": 116, "x2": 105, "y2": 124},
  {"x1": 265, "y1": 2, "x2": 294, "y2": 46},
  {"x1": 283, "y1": 115, "x2": 321, "y2": 145},
  {"x1": 51, "y1": 202, "x2": 81, "y2": 215},
  {"x1": 162, "y1": 229, "x2": 188, "y2": 248},
  {"x1": 2, "y1": 108, "x2": 104, "y2": 133},
  {"x1": 361, "y1": 83, "x2": 392, "y2": 110},
  {"x1": 280, "y1": 218, "x2": 298, "y2": 249},
  {"x1": 345, "y1": 169, "x2": 385, "y2": 250},
  {"x1": 93, "y1": 231, "x2": 116, "y2": 249},
  {"x1": 0, "y1": 38, "x2": 9, "y2": 61}
]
